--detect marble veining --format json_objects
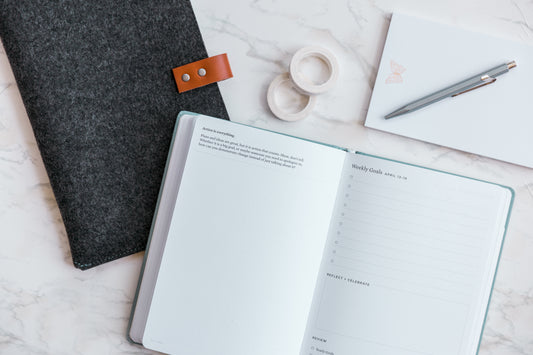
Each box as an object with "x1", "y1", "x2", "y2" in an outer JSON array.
[{"x1": 1, "y1": 0, "x2": 533, "y2": 354}]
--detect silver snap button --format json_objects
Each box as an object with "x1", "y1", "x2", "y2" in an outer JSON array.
[
  {"x1": 198, "y1": 68, "x2": 207, "y2": 77},
  {"x1": 182, "y1": 73, "x2": 190, "y2": 82}
]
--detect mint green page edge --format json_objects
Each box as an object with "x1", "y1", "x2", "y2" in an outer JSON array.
[
  {"x1": 356, "y1": 152, "x2": 515, "y2": 355},
  {"x1": 126, "y1": 111, "x2": 194, "y2": 344}
]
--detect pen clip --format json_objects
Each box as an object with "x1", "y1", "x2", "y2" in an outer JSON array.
[{"x1": 452, "y1": 75, "x2": 497, "y2": 97}]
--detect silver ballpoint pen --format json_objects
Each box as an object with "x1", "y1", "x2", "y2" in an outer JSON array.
[{"x1": 385, "y1": 61, "x2": 517, "y2": 119}]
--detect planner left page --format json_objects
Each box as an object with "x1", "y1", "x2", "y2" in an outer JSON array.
[{"x1": 142, "y1": 114, "x2": 346, "y2": 355}]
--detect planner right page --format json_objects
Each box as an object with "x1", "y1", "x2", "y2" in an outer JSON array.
[{"x1": 301, "y1": 153, "x2": 513, "y2": 355}]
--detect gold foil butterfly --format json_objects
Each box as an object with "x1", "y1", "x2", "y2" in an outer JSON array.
[{"x1": 385, "y1": 60, "x2": 406, "y2": 84}]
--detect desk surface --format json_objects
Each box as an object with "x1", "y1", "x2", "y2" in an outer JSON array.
[{"x1": 1, "y1": 1, "x2": 532, "y2": 354}]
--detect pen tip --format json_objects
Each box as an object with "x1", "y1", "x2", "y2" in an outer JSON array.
[{"x1": 385, "y1": 107, "x2": 410, "y2": 119}]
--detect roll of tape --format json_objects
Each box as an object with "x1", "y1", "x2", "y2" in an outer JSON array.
[
  {"x1": 267, "y1": 73, "x2": 316, "y2": 121},
  {"x1": 289, "y1": 46, "x2": 338, "y2": 95}
]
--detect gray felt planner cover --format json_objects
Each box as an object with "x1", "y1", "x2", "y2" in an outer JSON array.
[{"x1": 0, "y1": 0, "x2": 228, "y2": 269}]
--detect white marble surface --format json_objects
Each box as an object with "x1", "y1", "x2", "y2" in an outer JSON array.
[{"x1": 1, "y1": 0, "x2": 533, "y2": 354}]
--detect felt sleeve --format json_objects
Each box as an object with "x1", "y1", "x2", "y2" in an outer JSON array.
[{"x1": 0, "y1": 0, "x2": 229, "y2": 269}]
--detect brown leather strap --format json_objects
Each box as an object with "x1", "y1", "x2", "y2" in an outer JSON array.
[{"x1": 173, "y1": 53, "x2": 233, "y2": 93}]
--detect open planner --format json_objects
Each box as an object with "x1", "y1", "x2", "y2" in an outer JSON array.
[{"x1": 128, "y1": 112, "x2": 513, "y2": 355}]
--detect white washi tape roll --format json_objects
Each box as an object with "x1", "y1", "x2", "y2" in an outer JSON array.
[
  {"x1": 267, "y1": 73, "x2": 316, "y2": 121},
  {"x1": 289, "y1": 46, "x2": 339, "y2": 95}
]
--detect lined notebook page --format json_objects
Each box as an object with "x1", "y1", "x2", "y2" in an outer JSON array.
[{"x1": 302, "y1": 153, "x2": 511, "y2": 355}]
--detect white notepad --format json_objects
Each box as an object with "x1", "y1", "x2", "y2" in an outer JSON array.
[{"x1": 365, "y1": 13, "x2": 533, "y2": 168}]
